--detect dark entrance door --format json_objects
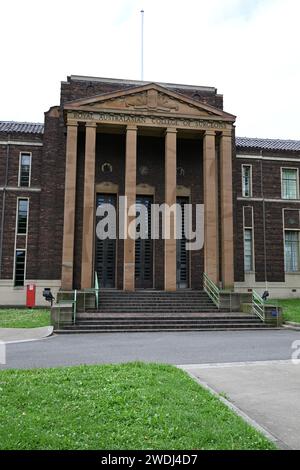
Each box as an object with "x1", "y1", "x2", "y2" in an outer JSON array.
[
  {"x1": 176, "y1": 196, "x2": 189, "y2": 289},
  {"x1": 95, "y1": 193, "x2": 116, "y2": 288},
  {"x1": 135, "y1": 195, "x2": 153, "y2": 288}
]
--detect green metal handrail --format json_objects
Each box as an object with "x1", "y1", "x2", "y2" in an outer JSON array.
[
  {"x1": 203, "y1": 273, "x2": 220, "y2": 308},
  {"x1": 57, "y1": 289, "x2": 77, "y2": 324},
  {"x1": 252, "y1": 290, "x2": 265, "y2": 322},
  {"x1": 95, "y1": 271, "x2": 99, "y2": 310},
  {"x1": 56, "y1": 274, "x2": 99, "y2": 326}
]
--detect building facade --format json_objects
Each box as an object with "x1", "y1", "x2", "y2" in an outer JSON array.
[{"x1": 0, "y1": 75, "x2": 300, "y2": 305}]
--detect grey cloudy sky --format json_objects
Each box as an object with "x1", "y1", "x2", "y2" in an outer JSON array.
[{"x1": 1, "y1": 0, "x2": 299, "y2": 139}]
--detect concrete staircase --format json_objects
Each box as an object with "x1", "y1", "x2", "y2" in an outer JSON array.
[{"x1": 55, "y1": 290, "x2": 270, "y2": 333}]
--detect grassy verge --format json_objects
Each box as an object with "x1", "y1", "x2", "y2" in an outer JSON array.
[
  {"x1": 0, "y1": 363, "x2": 275, "y2": 450},
  {"x1": 268, "y1": 299, "x2": 300, "y2": 323},
  {"x1": 0, "y1": 309, "x2": 50, "y2": 328}
]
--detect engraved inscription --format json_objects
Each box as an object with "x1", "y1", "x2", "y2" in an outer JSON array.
[{"x1": 68, "y1": 111, "x2": 227, "y2": 130}]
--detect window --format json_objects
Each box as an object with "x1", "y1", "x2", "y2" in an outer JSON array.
[
  {"x1": 242, "y1": 165, "x2": 252, "y2": 197},
  {"x1": 282, "y1": 168, "x2": 299, "y2": 200},
  {"x1": 14, "y1": 250, "x2": 26, "y2": 287},
  {"x1": 244, "y1": 229, "x2": 253, "y2": 272},
  {"x1": 17, "y1": 199, "x2": 29, "y2": 235},
  {"x1": 19, "y1": 152, "x2": 31, "y2": 187},
  {"x1": 285, "y1": 231, "x2": 300, "y2": 272}
]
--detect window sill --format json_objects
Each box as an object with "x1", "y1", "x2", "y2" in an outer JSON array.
[
  {"x1": 285, "y1": 272, "x2": 300, "y2": 275},
  {"x1": 281, "y1": 197, "x2": 299, "y2": 201}
]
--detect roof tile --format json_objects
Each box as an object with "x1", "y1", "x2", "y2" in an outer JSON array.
[
  {"x1": 236, "y1": 136, "x2": 300, "y2": 152},
  {"x1": 0, "y1": 121, "x2": 44, "y2": 134}
]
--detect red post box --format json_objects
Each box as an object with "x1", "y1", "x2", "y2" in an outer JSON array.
[{"x1": 26, "y1": 284, "x2": 36, "y2": 308}]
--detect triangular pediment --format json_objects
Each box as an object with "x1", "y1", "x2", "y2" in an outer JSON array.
[{"x1": 64, "y1": 83, "x2": 235, "y2": 121}]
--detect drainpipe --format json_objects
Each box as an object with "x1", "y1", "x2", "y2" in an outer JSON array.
[{"x1": 0, "y1": 133, "x2": 10, "y2": 278}]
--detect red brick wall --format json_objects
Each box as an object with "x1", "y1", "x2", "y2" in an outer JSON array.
[{"x1": 234, "y1": 149, "x2": 300, "y2": 283}]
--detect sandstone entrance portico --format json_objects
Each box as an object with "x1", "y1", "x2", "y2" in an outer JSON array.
[{"x1": 61, "y1": 82, "x2": 236, "y2": 292}]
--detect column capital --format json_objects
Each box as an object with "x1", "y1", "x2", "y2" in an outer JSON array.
[
  {"x1": 66, "y1": 119, "x2": 78, "y2": 127},
  {"x1": 126, "y1": 125, "x2": 138, "y2": 132},
  {"x1": 204, "y1": 129, "x2": 216, "y2": 137},
  {"x1": 165, "y1": 127, "x2": 177, "y2": 135},
  {"x1": 85, "y1": 121, "x2": 97, "y2": 128},
  {"x1": 221, "y1": 129, "x2": 233, "y2": 138}
]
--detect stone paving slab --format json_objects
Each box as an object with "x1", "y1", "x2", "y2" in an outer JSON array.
[
  {"x1": 181, "y1": 360, "x2": 300, "y2": 450},
  {"x1": 0, "y1": 326, "x2": 53, "y2": 344}
]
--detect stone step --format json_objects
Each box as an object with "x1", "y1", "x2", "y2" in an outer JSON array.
[
  {"x1": 77, "y1": 312, "x2": 255, "y2": 319},
  {"x1": 87, "y1": 310, "x2": 220, "y2": 314},
  {"x1": 74, "y1": 321, "x2": 263, "y2": 328},
  {"x1": 99, "y1": 292, "x2": 209, "y2": 300},
  {"x1": 98, "y1": 293, "x2": 209, "y2": 297},
  {"x1": 76, "y1": 316, "x2": 261, "y2": 324},
  {"x1": 92, "y1": 305, "x2": 217, "y2": 310},
  {"x1": 96, "y1": 299, "x2": 215, "y2": 306},
  {"x1": 77, "y1": 314, "x2": 257, "y2": 319},
  {"x1": 56, "y1": 324, "x2": 274, "y2": 334}
]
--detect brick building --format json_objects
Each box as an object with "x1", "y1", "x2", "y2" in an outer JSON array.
[{"x1": 0, "y1": 75, "x2": 299, "y2": 306}]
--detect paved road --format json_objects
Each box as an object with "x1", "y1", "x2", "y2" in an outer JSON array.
[
  {"x1": 183, "y1": 361, "x2": 300, "y2": 450},
  {"x1": 1, "y1": 329, "x2": 299, "y2": 369}
]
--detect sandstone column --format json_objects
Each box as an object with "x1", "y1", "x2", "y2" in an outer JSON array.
[
  {"x1": 81, "y1": 122, "x2": 97, "y2": 289},
  {"x1": 203, "y1": 130, "x2": 218, "y2": 284},
  {"x1": 164, "y1": 128, "x2": 177, "y2": 291},
  {"x1": 220, "y1": 129, "x2": 234, "y2": 289},
  {"x1": 61, "y1": 119, "x2": 78, "y2": 290},
  {"x1": 123, "y1": 125, "x2": 137, "y2": 291}
]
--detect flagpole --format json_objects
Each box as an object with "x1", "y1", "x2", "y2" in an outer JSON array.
[{"x1": 141, "y1": 9, "x2": 144, "y2": 81}]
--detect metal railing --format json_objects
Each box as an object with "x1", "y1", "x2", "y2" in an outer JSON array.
[
  {"x1": 252, "y1": 290, "x2": 265, "y2": 322},
  {"x1": 95, "y1": 272, "x2": 99, "y2": 309},
  {"x1": 56, "y1": 273, "x2": 100, "y2": 325},
  {"x1": 203, "y1": 273, "x2": 220, "y2": 308},
  {"x1": 82, "y1": 272, "x2": 100, "y2": 310},
  {"x1": 57, "y1": 289, "x2": 77, "y2": 324}
]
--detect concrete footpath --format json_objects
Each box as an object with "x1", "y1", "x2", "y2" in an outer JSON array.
[
  {"x1": 0, "y1": 326, "x2": 53, "y2": 344},
  {"x1": 181, "y1": 360, "x2": 300, "y2": 450}
]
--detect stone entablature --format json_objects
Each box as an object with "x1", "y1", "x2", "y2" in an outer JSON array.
[
  {"x1": 67, "y1": 110, "x2": 229, "y2": 131},
  {"x1": 64, "y1": 83, "x2": 235, "y2": 130}
]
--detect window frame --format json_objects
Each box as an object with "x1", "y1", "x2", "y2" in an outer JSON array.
[
  {"x1": 284, "y1": 229, "x2": 300, "y2": 273},
  {"x1": 281, "y1": 167, "x2": 299, "y2": 200},
  {"x1": 13, "y1": 249, "x2": 27, "y2": 287},
  {"x1": 18, "y1": 152, "x2": 32, "y2": 188},
  {"x1": 242, "y1": 164, "x2": 253, "y2": 198},
  {"x1": 16, "y1": 197, "x2": 29, "y2": 236},
  {"x1": 243, "y1": 206, "x2": 255, "y2": 274},
  {"x1": 243, "y1": 228, "x2": 254, "y2": 273}
]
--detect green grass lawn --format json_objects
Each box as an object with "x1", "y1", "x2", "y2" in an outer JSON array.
[
  {"x1": 0, "y1": 309, "x2": 50, "y2": 328},
  {"x1": 268, "y1": 299, "x2": 300, "y2": 323},
  {"x1": 0, "y1": 363, "x2": 275, "y2": 450}
]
